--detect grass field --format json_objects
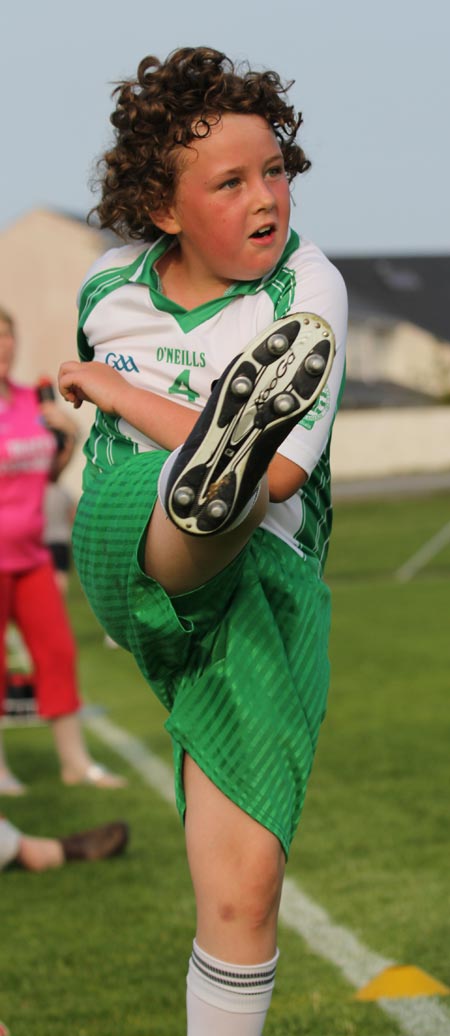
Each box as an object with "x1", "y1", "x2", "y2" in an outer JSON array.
[{"x1": 1, "y1": 490, "x2": 449, "y2": 1036}]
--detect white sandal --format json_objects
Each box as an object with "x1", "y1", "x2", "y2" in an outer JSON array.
[
  {"x1": 0, "y1": 772, "x2": 27, "y2": 796},
  {"x1": 62, "y1": 763, "x2": 127, "y2": 789}
]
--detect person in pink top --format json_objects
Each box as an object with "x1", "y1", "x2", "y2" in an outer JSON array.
[{"x1": 0, "y1": 305, "x2": 126, "y2": 794}]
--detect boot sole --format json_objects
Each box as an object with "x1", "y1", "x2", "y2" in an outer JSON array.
[{"x1": 166, "y1": 312, "x2": 335, "y2": 535}]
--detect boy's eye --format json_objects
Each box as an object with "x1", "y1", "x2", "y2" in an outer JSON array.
[
  {"x1": 218, "y1": 177, "x2": 241, "y2": 190},
  {"x1": 266, "y1": 165, "x2": 284, "y2": 178}
]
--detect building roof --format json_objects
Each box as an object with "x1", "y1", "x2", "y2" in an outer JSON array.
[
  {"x1": 330, "y1": 254, "x2": 450, "y2": 342},
  {"x1": 341, "y1": 377, "x2": 436, "y2": 410}
]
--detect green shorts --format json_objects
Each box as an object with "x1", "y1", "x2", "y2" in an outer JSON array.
[{"x1": 73, "y1": 451, "x2": 331, "y2": 856}]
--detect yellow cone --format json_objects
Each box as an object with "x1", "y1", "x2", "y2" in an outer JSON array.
[{"x1": 355, "y1": 965, "x2": 450, "y2": 1000}]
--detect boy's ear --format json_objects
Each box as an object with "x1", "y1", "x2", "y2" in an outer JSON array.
[{"x1": 150, "y1": 206, "x2": 181, "y2": 235}]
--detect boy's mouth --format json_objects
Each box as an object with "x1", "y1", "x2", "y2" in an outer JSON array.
[{"x1": 250, "y1": 223, "x2": 276, "y2": 240}]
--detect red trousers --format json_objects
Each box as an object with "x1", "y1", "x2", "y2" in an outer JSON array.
[{"x1": 0, "y1": 562, "x2": 81, "y2": 718}]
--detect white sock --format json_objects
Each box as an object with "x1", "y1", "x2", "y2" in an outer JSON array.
[
  {"x1": 157, "y1": 446, "x2": 183, "y2": 513},
  {"x1": 0, "y1": 818, "x2": 21, "y2": 870},
  {"x1": 186, "y1": 939, "x2": 279, "y2": 1035},
  {"x1": 158, "y1": 448, "x2": 260, "y2": 530}
]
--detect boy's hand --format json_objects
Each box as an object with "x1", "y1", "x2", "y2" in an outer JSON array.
[{"x1": 58, "y1": 360, "x2": 128, "y2": 415}]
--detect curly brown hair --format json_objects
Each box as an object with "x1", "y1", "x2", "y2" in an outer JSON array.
[{"x1": 90, "y1": 46, "x2": 311, "y2": 241}]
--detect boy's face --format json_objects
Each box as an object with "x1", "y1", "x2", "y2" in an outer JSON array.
[{"x1": 155, "y1": 113, "x2": 291, "y2": 292}]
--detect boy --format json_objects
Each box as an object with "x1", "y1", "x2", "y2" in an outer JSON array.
[{"x1": 59, "y1": 46, "x2": 347, "y2": 1036}]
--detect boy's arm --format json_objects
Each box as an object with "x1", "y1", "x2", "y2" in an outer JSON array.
[
  {"x1": 58, "y1": 359, "x2": 305, "y2": 498},
  {"x1": 268, "y1": 455, "x2": 307, "y2": 500},
  {"x1": 59, "y1": 360, "x2": 201, "y2": 450}
]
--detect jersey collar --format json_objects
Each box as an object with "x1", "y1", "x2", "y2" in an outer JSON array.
[
  {"x1": 116, "y1": 228, "x2": 300, "y2": 332},
  {"x1": 133, "y1": 229, "x2": 298, "y2": 295}
]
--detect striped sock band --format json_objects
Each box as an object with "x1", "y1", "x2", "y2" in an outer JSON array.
[{"x1": 187, "y1": 939, "x2": 279, "y2": 1014}]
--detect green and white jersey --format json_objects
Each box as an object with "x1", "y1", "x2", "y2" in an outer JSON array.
[{"x1": 77, "y1": 229, "x2": 347, "y2": 572}]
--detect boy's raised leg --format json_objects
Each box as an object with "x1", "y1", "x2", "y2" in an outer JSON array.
[{"x1": 144, "y1": 478, "x2": 269, "y2": 597}]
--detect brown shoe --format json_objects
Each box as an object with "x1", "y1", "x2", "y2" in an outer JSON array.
[{"x1": 60, "y1": 821, "x2": 129, "y2": 863}]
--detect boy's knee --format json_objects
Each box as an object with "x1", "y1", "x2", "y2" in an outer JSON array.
[{"x1": 217, "y1": 845, "x2": 283, "y2": 931}]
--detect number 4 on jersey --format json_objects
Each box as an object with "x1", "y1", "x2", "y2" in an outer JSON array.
[{"x1": 168, "y1": 370, "x2": 200, "y2": 403}]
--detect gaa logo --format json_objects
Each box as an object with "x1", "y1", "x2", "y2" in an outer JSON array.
[{"x1": 105, "y1": 353, "x2": 140, "y2": 373}]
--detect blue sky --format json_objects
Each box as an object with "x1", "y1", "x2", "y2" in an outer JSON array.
[{"x1": 1, "y1": 0, "x2": 448, "y2": 254}]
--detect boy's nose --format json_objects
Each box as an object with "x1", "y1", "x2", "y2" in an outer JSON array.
[{"x1": 251, "y1": 179, "x2": 276, "y2": 212}]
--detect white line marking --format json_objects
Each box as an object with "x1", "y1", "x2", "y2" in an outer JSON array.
[
  {"x1": 85, "y1": 712, "x2": 450, "y2": 1036},
  {"x1": 378, "y1": 998, "x2": 450, "y2": 1036},
  {"x1": 86, "y1": 712, "x2": 175, "y2": 806},
  {"x1": 279, "y1": 878, "x2": 392, "y2": 987},
  {"x1": 280, "y1": 880, "x2": 450, "y2": 1036},
  {"x1": 395, "y1": 520, "x2": 450, "y2": 582}
]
